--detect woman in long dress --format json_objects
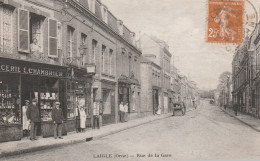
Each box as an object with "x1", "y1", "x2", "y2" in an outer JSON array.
[
  {"x1": 156, "y1": 105, "x2": 161, "y2": 115},
  {"x1": 22, "y1": 100, "x2": 30, "y2": 136},
  {"x1": 79, "y1": 107, "x2": 86, "y2": 132}
]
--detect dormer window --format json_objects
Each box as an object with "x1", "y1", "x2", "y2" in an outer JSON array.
[
  {"x1": 130, "y1": 32, "x2": 136, "y2": 46},
  {"x1": 101, "y1": 5, "x2": 108, "y2": 23},
  {"x1": 88, "y1": 0, "x2": 96, "y2": 13},
  {"x1": 117, "y1": 20, "x2": 123, "y2": 35}
]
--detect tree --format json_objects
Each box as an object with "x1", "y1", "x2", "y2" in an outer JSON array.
[{"x1": 218, "y1": 71, "x2": 231, "y2": 88}]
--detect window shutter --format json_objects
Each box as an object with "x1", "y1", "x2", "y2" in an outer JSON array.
[
  {"x1": 48, "y1": 19, "x2": 58, "y2": 57},
  {"x1": 18, "y1": 9, "x2": 29, "y2": 53}
]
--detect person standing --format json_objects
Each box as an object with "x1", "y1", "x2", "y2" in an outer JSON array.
[
  {"x1": 124, "y1": 103, "x2": 129, "y2": 122},
  {"x1": 156, "y1": 105, "x2": 161, "y2": 115},
  {"x1": 93, "y1": 101, "x2": 100, "y2": 129},
  {"x1": 75, "y1": 106, "x2": 80, "y2": 133},
  {"x1": 52, "y1": 102, "x2": 64, "y2": 139},
  {"x1": 22, "y1": 100, "x2": 30, "y2": 136},
  {"x1": 119, "y1": 102, "x2": 125, "y2": 122},
  {"x1": 181, "y1": 101, "x2": 186, "y2": 116},
  {"x1": 26, "y1": 99, "x2": 40, "y2": 141},
  {"x1": 79, "y1": 107, "x2": 86, "y2": 132},
  {"x1": 192, "y1": 97, "x2": 196, "y2": 109}
]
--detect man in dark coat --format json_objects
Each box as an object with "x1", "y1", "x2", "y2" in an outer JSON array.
[
  {"x1": 26, "y1": 99, "x2": 40, "y2": 141},
  {"x1": 52, "y1": 101, "x2": 64, "y2": 139}
]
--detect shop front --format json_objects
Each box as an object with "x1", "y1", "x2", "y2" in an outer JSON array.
[
  {"x1": 163, "y1": 92, "x2": 169, "y2": 114},
  {"x1": 66, "y1": 67, "x2": 94, "y2": 132},
  {"x1": 152, "y1": 87, "x2": 160, "y2": 115},
  {"x1": 101, "y1": 81, "x2": 116, "y2": 126},
  {"x1": 0, "y1": 57, "x2": 67, "y2": 141}
]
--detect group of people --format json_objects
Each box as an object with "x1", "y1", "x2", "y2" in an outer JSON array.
[
  {"x1": 23, "y1": 99, "x2": 65, "y2": 140},
  {"x1": 119, "y1": 102, "x2": 129, "y2": 122}
]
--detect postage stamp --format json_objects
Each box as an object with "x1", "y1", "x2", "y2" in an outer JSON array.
[{"x1": 207, "y1": 0, "x2": 244, "y2": 43}]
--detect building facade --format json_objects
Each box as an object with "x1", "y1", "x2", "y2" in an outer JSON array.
[
  {"x1": 139, "y1": 34, "x2": 172, "y2": 114},
  {"x1": 0, "y1": 0, "x2": 140, "y2": 142},
  {"x1": 140, "y1": 57, "x2": 162, "y2": 116}
]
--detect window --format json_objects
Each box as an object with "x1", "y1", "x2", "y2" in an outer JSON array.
[
  {"x1": 18, "y1": 9, "x2": 29, "y2": 53},
  {"x1": 101, "y1": 5, "x2": 108, "y2": 23},
  {"x1": 0, "y1": 6, "x2": 13, "y2": 54},
  {"x1": 102, "y1": 45, "x2": 106, "y2": 73},
  {"x1": 128, "y1": 55, "x2": 131, "y2": 77},
  {"x1": 109, "y1": 49, "x2": 113, "y2": 75},
  {"x1": 80, "y1": 33, "x2": 87, "y2": 66},
  {"x1": 18, "y1": 9, "x2": 48, "y2": 55},
  {"x1": 88, "y1": 0, "x2": 96, "y2": 13},
  {"x1": 48, "y1": 19, "x2": 58, "y2": 57},
  {"x1": 67, "y1": 26, "x2": 75, "y2": 58},
  {"x1": 134, "y1": 58, "x2": 137, "y2": 79},
  {"x1": 92, "y1": 39, "x2": 97, "y2": 64},
  {"x1": 121, "y1": 49, "x2": 125, "y2": 75}
]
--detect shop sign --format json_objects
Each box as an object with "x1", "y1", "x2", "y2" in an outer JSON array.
[{"x1": 0, "y1": 64, "x2": 64, "y2": 77}]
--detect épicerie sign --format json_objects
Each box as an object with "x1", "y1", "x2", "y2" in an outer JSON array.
[{"x1": 0, "y1": 63, "x2": 64, "y2": 77}]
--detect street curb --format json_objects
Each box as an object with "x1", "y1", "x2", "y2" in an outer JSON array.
[
  {"x1": 219, "y1": 107, "x2": 260, "y2": 133},
  {"x1": 0, "y1": 114, "x2": 173, "y2": 159}
]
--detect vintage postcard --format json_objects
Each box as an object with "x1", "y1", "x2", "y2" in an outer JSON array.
[{"x1": 0, "y1": 0, "x2": 260, "y2": 161}]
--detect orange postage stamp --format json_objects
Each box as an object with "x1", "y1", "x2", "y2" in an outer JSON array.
[{"x1": 207, "y1": 0, "x2": 244, "y2": 43}]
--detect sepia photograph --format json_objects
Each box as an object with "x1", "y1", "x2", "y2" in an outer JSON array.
[{"x1": 0, "y1": 0, "x2": 260, "y2": 161}]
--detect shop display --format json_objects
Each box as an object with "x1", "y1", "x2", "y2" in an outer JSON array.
[
  {"x1": 67, "y1": 94, "x2": 75, "y2": 119},
  {"x1": 0, "y1": 86, "x2": 20, "y2": 125},
  {"x1": 40, "y1": 91, "x2": 59, "y2": 121}
]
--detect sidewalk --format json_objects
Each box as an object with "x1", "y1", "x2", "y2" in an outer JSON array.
[
  {"x1": 219, "y1": 106, "x2": 260, "y2": 132},
  {"x1": 0, "y1": 113, "x2": 175, "y2": 158}
]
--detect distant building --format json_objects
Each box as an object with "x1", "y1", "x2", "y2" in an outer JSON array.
[{"x1": 139, "y1": 34, "x2": 172, "y2": 114}]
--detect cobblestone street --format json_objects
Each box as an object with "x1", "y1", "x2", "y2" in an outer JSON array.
[{"x1": 3, "y1": 100, "x2": 260, "y2": 161}]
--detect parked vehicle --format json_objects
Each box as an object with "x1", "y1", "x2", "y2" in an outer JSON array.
[
  {"x1": 173, "y1": 102, "x2": 186, "y2": 116},
  {"x1": 210, "y1": 99, "x2": 215, "y2": 104}
]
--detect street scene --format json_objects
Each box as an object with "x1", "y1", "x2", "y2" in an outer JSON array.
[
  {"x1": 0, "y1": 0, "x2": 260, "y2": 161},
  {"x1": 3, "y1": 100, "x2": 260, "y2": 161}
]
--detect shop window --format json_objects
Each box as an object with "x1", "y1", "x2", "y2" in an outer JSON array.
[
  {"x1": 0, "y1": 6, "x2": 13, "y2": 54},
  {"x1": 0, "y1": 73, "x2": 20, "y2": 125},
  {"x1": 38, "y1": 78, "x2": 59, "y2": 121},
  {"x1": 101, "y1": 45, "x2": 106, "y2": 73}
]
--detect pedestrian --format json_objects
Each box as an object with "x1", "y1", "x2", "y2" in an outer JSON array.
[
  {"x1": 75, "y1": 106, "x2": 80, "y2": 133},
  {"x1": 52, "y1": 101, "x2": 64, "y2": 139},
  {"x1": 26, "y1": 99, "x2": 40, "y2": 141},
  {"x1": 119, "y1": 102, "x2": 125, "y2": 122},
  {"x1": 79, "y1": 107, "x2": 86, "y2": 132},
  {"x1": 124, "y1": 103, "x2": 129, "y2": 122},
  {"x1": 234, "y1": 104, "x2": 238, "y2": 116},
  {"x1": 156, "y1": 105, "x2": 161, "y2": 115},
  {"x1": 93, "y1": 101, "x2": 100, "y2": 129},
  {"x1": 22, "y1": 100, "x2": 30, "y2": 137},
  {"x1": 181, "y1": 101, "x2": 186, "y2": 116}
]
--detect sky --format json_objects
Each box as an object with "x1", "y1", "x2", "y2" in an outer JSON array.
[{"x1": 102, "y1": 0, "x2": 260, "y2": 90}]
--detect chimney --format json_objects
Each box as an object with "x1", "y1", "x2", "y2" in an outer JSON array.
[{"x1": 117, "y1": 20, "x2": 123, "y2": 35}]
